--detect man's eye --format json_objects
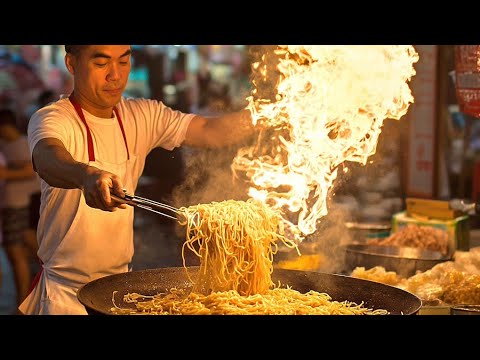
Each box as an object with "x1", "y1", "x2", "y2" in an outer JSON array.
[
  {"x1": 120, "y1": 61, "x2": 128, "y2": 65},
  {"x1": 95, "y1": 63, "x2": 107, "y2": 67}
]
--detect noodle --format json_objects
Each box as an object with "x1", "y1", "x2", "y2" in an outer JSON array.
[
  {"x1": 111, "y1": 199, "x2": 389, "y2": 315},
  {"x1": 179, "y1": 198, "x2": 298, "y2": 296},
  {"x1": 112, "y1": 287, "x2": 387, "y2": 315}
]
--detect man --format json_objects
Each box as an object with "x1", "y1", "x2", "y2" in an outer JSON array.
[{"x1": 19, "y1": 45, "x2": 254, "y2": 315}]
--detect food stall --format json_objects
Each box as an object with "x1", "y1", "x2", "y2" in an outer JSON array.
[{"x1": 75, "y1": 45, "x2": 480, "y2": 315}]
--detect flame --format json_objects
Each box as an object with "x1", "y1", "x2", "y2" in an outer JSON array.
[{"x1": 232, "y1": 45, "x2": 419, "y2": 242}]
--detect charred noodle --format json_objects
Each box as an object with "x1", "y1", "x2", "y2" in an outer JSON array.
[{"x1": 111, "y1": 199, "x2": 388, "y2": 315}]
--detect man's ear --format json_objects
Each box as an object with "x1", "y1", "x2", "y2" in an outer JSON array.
[{"x1": 65, "y1": 54, "x2": 75, "y2": 76}]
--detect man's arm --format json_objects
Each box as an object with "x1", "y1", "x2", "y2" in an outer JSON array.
[
  {"x1": 184, "y1": 109, "x2": 254, "y2": 148},
  {"x1": 32, "y1": 138, "x2": 126, "y2": 211}
]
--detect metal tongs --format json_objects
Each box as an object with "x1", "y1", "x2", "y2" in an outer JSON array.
[{"x1": 111, "y1": 189, "x2": 182, "y2": 222}]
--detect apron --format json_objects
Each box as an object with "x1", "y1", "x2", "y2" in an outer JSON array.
[{"x1": 19, "y1": 97, "x2": 137, "y2": 315}]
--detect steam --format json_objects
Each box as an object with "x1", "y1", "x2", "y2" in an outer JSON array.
[
  {"x1": 163, "y1": 45, "x2": 417, "y2": 275},
  {"x1": 172, "y1": 146, "x2": 250, "y2": 208}
]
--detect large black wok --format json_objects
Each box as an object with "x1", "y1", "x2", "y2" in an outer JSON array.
[{"x1": 77, "y1": 266, "x2": 422, "y2": 315}]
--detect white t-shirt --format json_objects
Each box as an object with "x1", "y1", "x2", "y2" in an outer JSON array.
[
  {"x1": 0, "y1": 135, "x2": 41, "y2": 208},
  {"x1": 28, "y1": 96, "x2": 195, "y2": 261}
]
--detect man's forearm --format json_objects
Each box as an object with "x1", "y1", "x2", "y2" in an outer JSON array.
[
  {"x1": 186, "y1": 109, "x2": 255, "y2": 148},
  {"x1": 32, "y1": 138, "x2": 92, "y2": 189},
  {"x1": 214, "y1": 109, "x2": 254, "y2": 145}
]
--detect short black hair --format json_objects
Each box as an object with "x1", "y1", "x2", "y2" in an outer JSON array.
[
  {"x1": 64, "y1": 45, "x2": 84, "y2": 55},
  {"x1": 38, "y1": 90, "x2": 54, "y2": 103}
]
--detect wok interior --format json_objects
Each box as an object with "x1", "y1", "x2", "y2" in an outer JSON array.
[{"x1": 77, "y1": 266, "x2": 422, "y2": 315}]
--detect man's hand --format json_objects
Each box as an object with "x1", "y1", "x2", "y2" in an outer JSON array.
[
  {"x1": 33, "y1": 138, "x2": 129, "y2": 212},
  {"x1": 81, "y1": 166, "x2": 128, "y2": 212}
]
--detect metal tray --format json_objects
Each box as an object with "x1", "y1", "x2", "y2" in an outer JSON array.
[
  {"x1": 450, "y1": 304, "x2": 480, "y2": 315},
  {"x1": 344, "y1": 244, "x2": 452, "y2": 278}
]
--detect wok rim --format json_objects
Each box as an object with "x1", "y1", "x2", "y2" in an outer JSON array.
[{"x1": 77, "y1": 266, "x2": 423, "y2": 315}]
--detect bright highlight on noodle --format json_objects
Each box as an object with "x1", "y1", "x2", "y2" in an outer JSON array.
[
  {"x1": 179, "y1": 198, "x2": 297, "y2": 296},
  {"x1": 112, "y1": 287, "x2": 387, "y2": 315},
  {"x1": 111, "y1": 199, "x2": 389, "y2": 315}
]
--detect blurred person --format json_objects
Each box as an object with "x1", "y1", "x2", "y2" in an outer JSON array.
[
  {"x1": 20, "y1": 45, "x2": 254, "y2": 315},
  {"x1": 0, "y1": 150, "x2": 17, "y2": 315},
  {"x1": 196, "y1": 56, "x2": 212, "y2": 110},
  {"x1": 25, "y1": 89, "x2": 57, "y2": 121},
  {"x1": 229, "y1": 56, "x2": 251, "y2": 111},
  {"x1": 196, "y1": 81, "x2": 234, "y2": 119},
  {"x1": 171, "y1": 50, "x2": 192, "y2": 113},
  {"x1": 0, "y1": 47, "x2": 46, "y2": 134},
  {"x1": 24, "y1": 90, "x2": 57, "y2": 255},
  {"x1": 0, "y1": 109, "x2": 41, "y2": 308}
]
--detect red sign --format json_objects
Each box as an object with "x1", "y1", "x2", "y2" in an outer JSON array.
[
  {"x1": 455, "y1": 45, "x2": 480, "y2": 118},
  {"x1": 406, "y1": 45, "x2": 438, "y2": 198}
]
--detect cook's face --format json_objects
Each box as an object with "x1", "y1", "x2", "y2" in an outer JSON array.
[{"x1": 69, "y1": 45, "x2": 132, "y2": 108}]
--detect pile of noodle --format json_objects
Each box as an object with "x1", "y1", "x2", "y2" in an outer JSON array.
[
  {"x1": 112, "y1": 287, "x2": 387, "y2": 315},
  {"x1": 180, "y1": 198, "x2": 297, "y2": 295},
  {"x1": 111, "y1": 199, "x2": 388, "y2": 315}
]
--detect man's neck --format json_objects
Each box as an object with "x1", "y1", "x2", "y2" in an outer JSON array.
[{"x1": 71, "y1": 92, "x2": 114, "y2": 119}]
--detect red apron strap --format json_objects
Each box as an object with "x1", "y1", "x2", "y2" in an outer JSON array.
[
  {"x1": 27, "y1": 259, "x2": 43, "y2": 294},
  {"x1": 113, "y1": 107, "x2": 130, "y2": 160},
  {"x1": 69, "y1": 96, "x2": 95, "y2": 161},
  {"x1": 69, "y1": 95, "x2": 130, "y2": 161}
]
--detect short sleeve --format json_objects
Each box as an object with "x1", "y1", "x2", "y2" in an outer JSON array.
[
  {"x1": 121, "y1": 98, "x2": 195, "y2": 153},
  {"x1": 27, "y1": 105, "x2": 71, "y2": 157}
]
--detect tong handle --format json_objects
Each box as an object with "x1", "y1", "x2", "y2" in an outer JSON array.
[
  {"x1": 111, "y1": 193, "x2": 136, "y2": 206},
  {"x1": 109, "y1": 189, "x2": 180, "y2": 222}
]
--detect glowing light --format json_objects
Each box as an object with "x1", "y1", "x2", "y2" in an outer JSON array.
[{"x1": 232, "y1": 45, "x2": 419, "y2": 242}]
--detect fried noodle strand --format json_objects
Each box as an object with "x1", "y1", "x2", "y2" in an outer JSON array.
[{"x1": 111, "y1": 199, "x2": 388, "y2": 315}]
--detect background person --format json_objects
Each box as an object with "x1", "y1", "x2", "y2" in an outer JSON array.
[
  {"x1": 0, "y1": 108, "x2": 41, "y2": 308},
  {"x1": 0, "y1": 150, "x2": 17, "y2": 315}
]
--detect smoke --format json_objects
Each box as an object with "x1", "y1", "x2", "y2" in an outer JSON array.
[
  {"x1": 171, "y1": 45, "x2": 280, "y2": 209},
  {"x1": 167, "y1": 46, "x2": 407, "y2": 275},
  {"x1": 275, "y1": 193, "x2": 355, "y2": 274},
  {"x1": 171, "y1": 146, "x2": 250, "y2": 208},
  {"x1": 308, "y1": 205, "x2": 355, "y2": 273}
]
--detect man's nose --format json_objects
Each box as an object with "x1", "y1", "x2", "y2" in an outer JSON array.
[{"x1": 107, "y1": 64, "x2": 121, "y2": 81}]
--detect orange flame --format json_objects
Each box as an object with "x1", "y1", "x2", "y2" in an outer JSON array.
[{"x1": 232, "y1": 45, "x2": 419, "y2": 242}]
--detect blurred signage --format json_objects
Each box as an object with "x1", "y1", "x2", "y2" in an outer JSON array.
[
  {"x1": 454, "y1": 45, "x2": 480, "y2": 118},
  {"x1": 406, "y1": 45, "x2": 438, "y2": 198}
]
